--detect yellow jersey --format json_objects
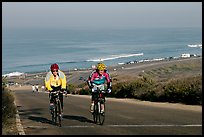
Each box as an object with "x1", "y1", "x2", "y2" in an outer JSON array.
[{"x1": 45, "y1": 70, "x2": 66, "y2": 91}]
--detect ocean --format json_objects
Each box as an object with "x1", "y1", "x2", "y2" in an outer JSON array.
[{"x1": 2, "y1": 27, "x2": 202, "y2": 75}]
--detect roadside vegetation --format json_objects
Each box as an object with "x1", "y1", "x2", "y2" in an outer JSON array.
[
  {"x1": 109, "y1": 75, "x2": 202, "y2": 105},
  {"x1": 74, "y1": 60, "x2": 202, "y2": 105},
  {"x1": 2, "y1": 77, "x2": 18, "y2": 135}
]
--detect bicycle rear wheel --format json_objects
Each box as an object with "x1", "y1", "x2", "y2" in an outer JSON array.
[{"x1": 99, "y1": 102, "x2": 105, "y2": 125}]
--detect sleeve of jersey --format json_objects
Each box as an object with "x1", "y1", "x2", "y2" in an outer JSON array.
[
  {"x1": 45, "y1": 72, "x2": 53, "y2": 91},
  {"x1": 90, "y1": 72, "x2": 97, "y2": 82},
  {"x1": 59, "y1": 71, "x2": 67, "y2": 89},
  {"x1": 87, "y1": 72, "x2": 92, "y2": 86},
  {"x1": 105, "y1": 72, "x2": 111, "y2": 83}
]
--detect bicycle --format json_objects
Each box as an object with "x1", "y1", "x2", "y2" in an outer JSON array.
[
  {"x1": 49, "y1": 90, "x2": 63, "y2": 127},
  {"x1": 92, "y1": 85, "x2": 106, "y2": 125}
]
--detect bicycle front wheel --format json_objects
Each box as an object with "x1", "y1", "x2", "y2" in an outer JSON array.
[
  {"x1": 51, "y1": 106, "x2": 56, "y2": 124},
  {"x1": 93, "y1": 102, "x2": 99, "y2": 124},
  {"x1": 52, "y1": 105, "x2": 57, "y2": 125},
  {"x1": 57, "y1": 100, "x2": 62, "y2": 127},
  {"x1": 99, "y1": 102, "x2": 105, "y2": 125}
]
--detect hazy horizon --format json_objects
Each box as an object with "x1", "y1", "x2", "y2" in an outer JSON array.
[{"x1": 2, "y1": 2, "x2": 202, "y2": 30}]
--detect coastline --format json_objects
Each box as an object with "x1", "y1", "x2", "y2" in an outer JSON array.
[
  {"x1": 4, "y1": 56, "x2": 202, "y2": 89},
  {"x1": 2, "y1": 52, "x2": 202, "y2": 77}
]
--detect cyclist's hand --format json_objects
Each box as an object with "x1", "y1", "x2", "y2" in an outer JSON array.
[
  {"x1": 107, "y1": 88, "x2": 112, "y2": 93},
  {"x1": 64, "y1": 90, "x2": 68, "y2": 97},
  {"x1": 89, "y1": 85, "x2": 94, "y2": 89},
  {"x1": 91, "y1": 88, "x2": 95, "y2": 92},
  {"x1": 63, "y1": 90, "x2": 67, "y2": 94},
  {"x1": 61, "y1": 89, "x2": 67, "y2": 94}
]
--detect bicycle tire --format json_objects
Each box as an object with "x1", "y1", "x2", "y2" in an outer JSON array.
[
  {"x1": 54, "y1": 104, "x2": 57, "y2": 125},
  {"x1": 51, "y1": 107, "x2": 55, "y2": 124},
  {"x1": 57, "y1": 100, "x2": 62, "y2": 127},
  {"x1": 99, "y1": 100, "x2": 105, "y2": 125},
  {"x1": 51, "y1": 104, "x2": 57, "y2": 125},
  {"x1": 93, "y1": 101, "x2": 99, "y2": 124}
]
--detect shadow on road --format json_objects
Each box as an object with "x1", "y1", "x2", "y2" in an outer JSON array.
[
  {"x1": 18, "y1": 107, "x2": 54, "y2": 125},
  {"x1": 28, "y1": 116, "x2": 53, "y2": 125},
  {"x1": 18, "y1": 108, "x2": 43, "y2": 116},
  {"x1": 63, "y1": 115, "x2": 94, "y2": 123},
  {"x1": 17, "y1": 106, "x2": 94, "y2": 125}
]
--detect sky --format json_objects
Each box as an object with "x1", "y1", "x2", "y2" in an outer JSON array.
[{"x1": 2, "y1": 2, "x2": 202, "y2": 29}]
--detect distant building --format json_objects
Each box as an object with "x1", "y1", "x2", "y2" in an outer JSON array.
[
  {"x1": 181, "y1": 53, "x2": 190, "y2": 58},
  {"x1": 190, "y1": 54, "x2": 196, "y2": 57}
]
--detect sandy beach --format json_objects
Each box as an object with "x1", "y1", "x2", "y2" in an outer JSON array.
[{"x1": 6, "y1": 56, "x2": 202, "y2": 91}]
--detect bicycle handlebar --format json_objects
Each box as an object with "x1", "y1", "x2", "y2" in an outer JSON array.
[{"x1": 50, "y1": 90, "x2": 63, "y2": 94}]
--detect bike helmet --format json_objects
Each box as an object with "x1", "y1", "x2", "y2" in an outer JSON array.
[
  {"x1": 50, "y1": 63, "x2": 59, "y2": 71},
  {"x1": 96, "y1": 63, "x2": 106, "y2": 71}
]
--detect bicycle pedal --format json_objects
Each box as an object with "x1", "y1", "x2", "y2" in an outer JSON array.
[{"x1": 100, "y1": 110, "x2": 105, "y2": 114}]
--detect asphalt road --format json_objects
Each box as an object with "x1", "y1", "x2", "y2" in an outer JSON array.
[{"x1": 13, "y1": 88, "x2": 202, "y2": 135}]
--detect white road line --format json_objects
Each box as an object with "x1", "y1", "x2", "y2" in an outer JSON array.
[
  {"x1": 106, "y1": 124, "x2": 202, "y2": 127},
  {"x1": 25, "y1": 125, "x2": 95, "y2": 129},
  {"x1": 24, "y1": 124, "x2": 202, "y2": 129}
]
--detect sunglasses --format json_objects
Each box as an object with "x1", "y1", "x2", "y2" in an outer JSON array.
[{"x1": 52, "y1": 70, "x2": 58, "y2": 72}]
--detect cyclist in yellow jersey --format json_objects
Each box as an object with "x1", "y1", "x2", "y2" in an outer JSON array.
[{"x1": 45, "y1": 63, "x2": 67, "y2": 114}]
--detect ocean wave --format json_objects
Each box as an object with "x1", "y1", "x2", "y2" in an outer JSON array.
[
  {"x1": 187, "y1": 44, "x2": 202, "y2": 48},
  {"x1": 2, "y1": 71, "x2": 24, "y2": 77},
  {"x1": 86, "y1": 53, "x2": 144, "y2": 62}
]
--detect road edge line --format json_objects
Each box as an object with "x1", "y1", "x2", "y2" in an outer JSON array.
[{"x1": 14, "y1": 100, "x2": 25, "y2": 135}]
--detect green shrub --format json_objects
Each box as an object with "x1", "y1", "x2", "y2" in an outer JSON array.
[
  {"x1": 66, "y1": 83, "x2": 76, "y2": 94},
  {"x1": 112, "y1": 76, "x2": 155, "y2": 99},
  {"x1": 78, "y1": 88, "x2": 90, "y2": 95},
  {"x1": 2, "y1": 88, "x2": 16, "y2": 126},
  {"x1": 111, "y1": 75, "x2": 202, "y2": 105},
  {"x1": 73, "y1": 73, "x2": 202, "y2": 105},
  {"x1": 161, "y1": 76, "x2": 202, "y2": 104}
]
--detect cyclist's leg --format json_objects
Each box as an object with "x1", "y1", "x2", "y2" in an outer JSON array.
[
  {"x1": 49, "y1": 93, "x2": 55, "y2": 110},
  {"x1": 91, "y1": 92, "x2": 95, "y2": 102},
  {"x1": 100, "y1": 93, "x2": 105, "y2": 112},
  {"x1": 90, "y1": 91, "x2": 96, "y2": 112},
  {"x1": 104, "y1": 93, "x2": 106, "y2": 103},
  {"x1": 59, "y1": 92, "x2": 63, "y2": 111}
]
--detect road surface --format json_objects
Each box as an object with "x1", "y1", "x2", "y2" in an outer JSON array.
[{"x1": 13, "y1": 87, "x2": 202, "y2": 135}]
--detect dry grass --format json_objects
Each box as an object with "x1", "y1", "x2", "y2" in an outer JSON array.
[
  {"x1": 2, "y1": 79, "x2": 18, "y2": 135},
  {"x1": 2, "y1": 117, "x2": 18, "y2": 135}
]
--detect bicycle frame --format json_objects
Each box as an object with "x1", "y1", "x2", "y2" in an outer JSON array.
[
  {"x1": 50, "y1": 90, "x2": 63, "y2": 127},
  {"x1": 92, "y1": 85, "x2": 106, "y2": 125}
]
